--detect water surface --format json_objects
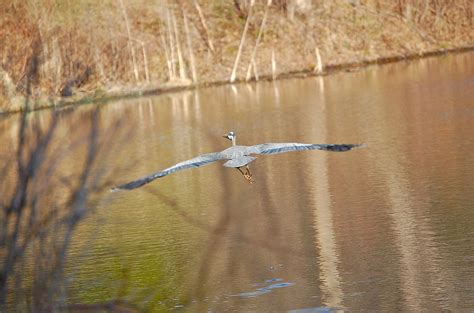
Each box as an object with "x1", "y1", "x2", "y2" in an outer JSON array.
[{"x1": 4, "y1": 52, "x2": 474, "y2": 312}]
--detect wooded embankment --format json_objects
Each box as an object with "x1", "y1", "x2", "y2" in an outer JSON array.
[{"x1": 1, "y1": 0, "x2": 473, "y2": 113}]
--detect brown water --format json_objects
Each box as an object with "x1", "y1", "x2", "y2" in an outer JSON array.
[{"x1": 3, "y1": 52, "x2": 474, "y2": 312}]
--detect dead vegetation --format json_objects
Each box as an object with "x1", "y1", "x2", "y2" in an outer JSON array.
[{"x1": 0, "y1": 0, "x2": 472, "y2": 111}]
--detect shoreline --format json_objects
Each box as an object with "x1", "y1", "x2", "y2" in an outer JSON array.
[{"x1": 2, "y1": 45, "x2": 473, "y2": 116}]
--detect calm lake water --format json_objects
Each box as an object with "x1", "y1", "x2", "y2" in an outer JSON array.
[{"x1": 3, "y1": 52, "x2": 474, "y2": 312}]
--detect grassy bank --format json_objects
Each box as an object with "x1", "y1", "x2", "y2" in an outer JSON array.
[{"x1": 1, "y1": 0, "x2": 473, "y2": 112}]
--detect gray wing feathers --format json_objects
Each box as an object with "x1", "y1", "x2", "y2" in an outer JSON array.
[
  {"x1": 161, "y1": 152, "x2": 224, "y2": 175},
  {"x1": 113, "y1": 152, "x2": 224, "y2": 190},
  {"x1": 248, "y1": 143, "x2": 362, "y2": 155}
]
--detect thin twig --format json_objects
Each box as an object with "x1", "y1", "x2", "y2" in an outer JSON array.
[
  {"x1": 246, "y1": 0, "x2": 272, "y2": 81},
  {"x1": 166, "y1": 9, "x2": 177, "y2": 80},
  {"x1": 138, "y1": 40, "x2": 150, "y2": 83},
  {"x1": 160, "y1": 32, "x2": 173, "y2": 80},
  {"x1": 183, "y1": 11, "x2": 197, "y2": 83},
  {"x1": 117, "y1": 0, "x2": 139, "y2": 82},
  {"x1": 314, "y1": 47, "x2": 323, "y2": 73},
  {"x1": 271, "y1": 50, "x2": 276, "y2": 80},
  {"x1": 171, "y1": 10, "x2": 187, "y2": 81},
  {"x1": 230, "y1": 0, "x2": 255, "y2": 83},
  {"x1": 193, "y1": 0, "x2": 214, "y2": 52}
]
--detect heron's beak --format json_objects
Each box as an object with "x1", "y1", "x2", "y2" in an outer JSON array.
[{"x1": 222, "y1": 135, "x2": 228, "y2": 139}]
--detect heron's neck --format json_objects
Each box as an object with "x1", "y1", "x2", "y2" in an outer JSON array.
[{"x1": 232, "y1": 137, "x2": 236, "y2": 146}]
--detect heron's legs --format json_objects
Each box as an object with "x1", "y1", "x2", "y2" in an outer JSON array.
[
  {"x1": 237, "y1": 166, "x2": 254, "y2": 184},
  {"x1": 245, "y1": 165, "x2": 253, "y2": 178},
  {"x1": 237, "y1": 167, "x2": 245, "y2": 176}
]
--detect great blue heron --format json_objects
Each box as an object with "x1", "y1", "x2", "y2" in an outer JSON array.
[{"x1": 113, "y1": 131, "x2": 362, "y2": 190}]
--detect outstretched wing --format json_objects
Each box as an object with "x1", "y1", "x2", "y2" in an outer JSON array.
[
  {"x1": 113, "y1": 152, "x2": 225, "y2": 190},
  {"x1": 247, "y1": 143, "x2": 363, "y2": 155}
]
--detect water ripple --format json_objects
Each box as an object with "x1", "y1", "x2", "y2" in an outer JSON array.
[{"x1": 230, "y1": 279, "x2": 295, "y2": 298}]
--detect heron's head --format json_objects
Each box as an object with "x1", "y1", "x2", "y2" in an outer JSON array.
[{"x1": 223, "y1": 131, "x2": 236, "y2": 142}]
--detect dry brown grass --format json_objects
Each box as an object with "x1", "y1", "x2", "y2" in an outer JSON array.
[{"x1": 0, "y1": 0, "x2": 472, "y2": 110}]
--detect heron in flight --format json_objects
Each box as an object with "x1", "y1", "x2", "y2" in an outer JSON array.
[{"x1": 113, "y1": 131, "x2": 362, "y2": 190}]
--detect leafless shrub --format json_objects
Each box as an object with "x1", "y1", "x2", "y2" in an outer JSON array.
[{"x1": 0, "y1": 45, "x2": 128, "y2": 311}]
